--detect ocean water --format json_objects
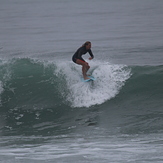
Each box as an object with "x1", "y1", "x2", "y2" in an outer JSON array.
[{"x1": 0, "y1": 0, "x2": 163, "y2": 162}]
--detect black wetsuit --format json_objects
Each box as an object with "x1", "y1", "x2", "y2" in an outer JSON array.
[{"x1": 72, "y1": 46, "x2": 94, "y2": 63}]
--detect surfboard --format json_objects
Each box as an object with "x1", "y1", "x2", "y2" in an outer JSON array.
[{"x1": 81, "y1": 76, "x2": 96, "y2": 82}]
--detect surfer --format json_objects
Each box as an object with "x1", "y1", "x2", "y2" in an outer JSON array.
[{"x1": 72, "y1": 41, "x2": 94, "y2": 80}]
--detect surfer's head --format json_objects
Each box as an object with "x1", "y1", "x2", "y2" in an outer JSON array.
[{"x1": 82, "y1": 41, "x2": 91, "y2": 49}]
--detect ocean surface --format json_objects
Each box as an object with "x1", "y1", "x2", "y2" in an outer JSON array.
[{"x1": 0, "y1": 0, "x2": 163, "y2": 162}]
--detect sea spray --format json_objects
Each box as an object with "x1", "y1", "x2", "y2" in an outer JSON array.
[{"x1": 55, "y1": 61, "x2": 131, "y2": 107}]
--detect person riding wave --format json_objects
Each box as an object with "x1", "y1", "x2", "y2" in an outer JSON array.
[{"x1": 72, "y1": 41, "x2": 94, "y2": 80}]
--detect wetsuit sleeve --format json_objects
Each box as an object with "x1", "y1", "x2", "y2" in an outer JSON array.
[{"x1": 88, "y1": 49, "x2": 94, "y2": 58}]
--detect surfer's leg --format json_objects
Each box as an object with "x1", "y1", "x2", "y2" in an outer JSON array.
[
  {"x1": 85, "y1": 65, "x2": 90, "y2": 75},
  {"x1": 82, "y1": 64, "x2": 90, "y2": 79},
  {"x1": 76, "y1": 59, "x2": 90, "y2": 80}
]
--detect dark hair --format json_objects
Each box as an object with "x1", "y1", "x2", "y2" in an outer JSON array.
[{"x1": 82, "y1": 41, "x2": 91, "y2": 47}]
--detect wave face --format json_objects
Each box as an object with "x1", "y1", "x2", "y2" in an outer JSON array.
[
  {"x1": 0, "y1": 58, "x2": 162, "y2": 136},
  {"x1": 0, "y1": 58, "x2": 131, "y2": 108}
]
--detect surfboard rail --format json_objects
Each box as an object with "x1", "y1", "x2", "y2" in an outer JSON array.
[{"x1": 81, "y1": 76, "x2": 96, "y2": 82}]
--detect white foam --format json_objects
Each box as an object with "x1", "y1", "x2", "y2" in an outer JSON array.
[{"x1": 55, "y1": 60, "x2": 131, "y2": 107}]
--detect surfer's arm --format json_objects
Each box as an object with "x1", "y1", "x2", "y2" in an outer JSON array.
[{"x1": 88, "y1": 49, "x2": 94, "y2": 60}]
